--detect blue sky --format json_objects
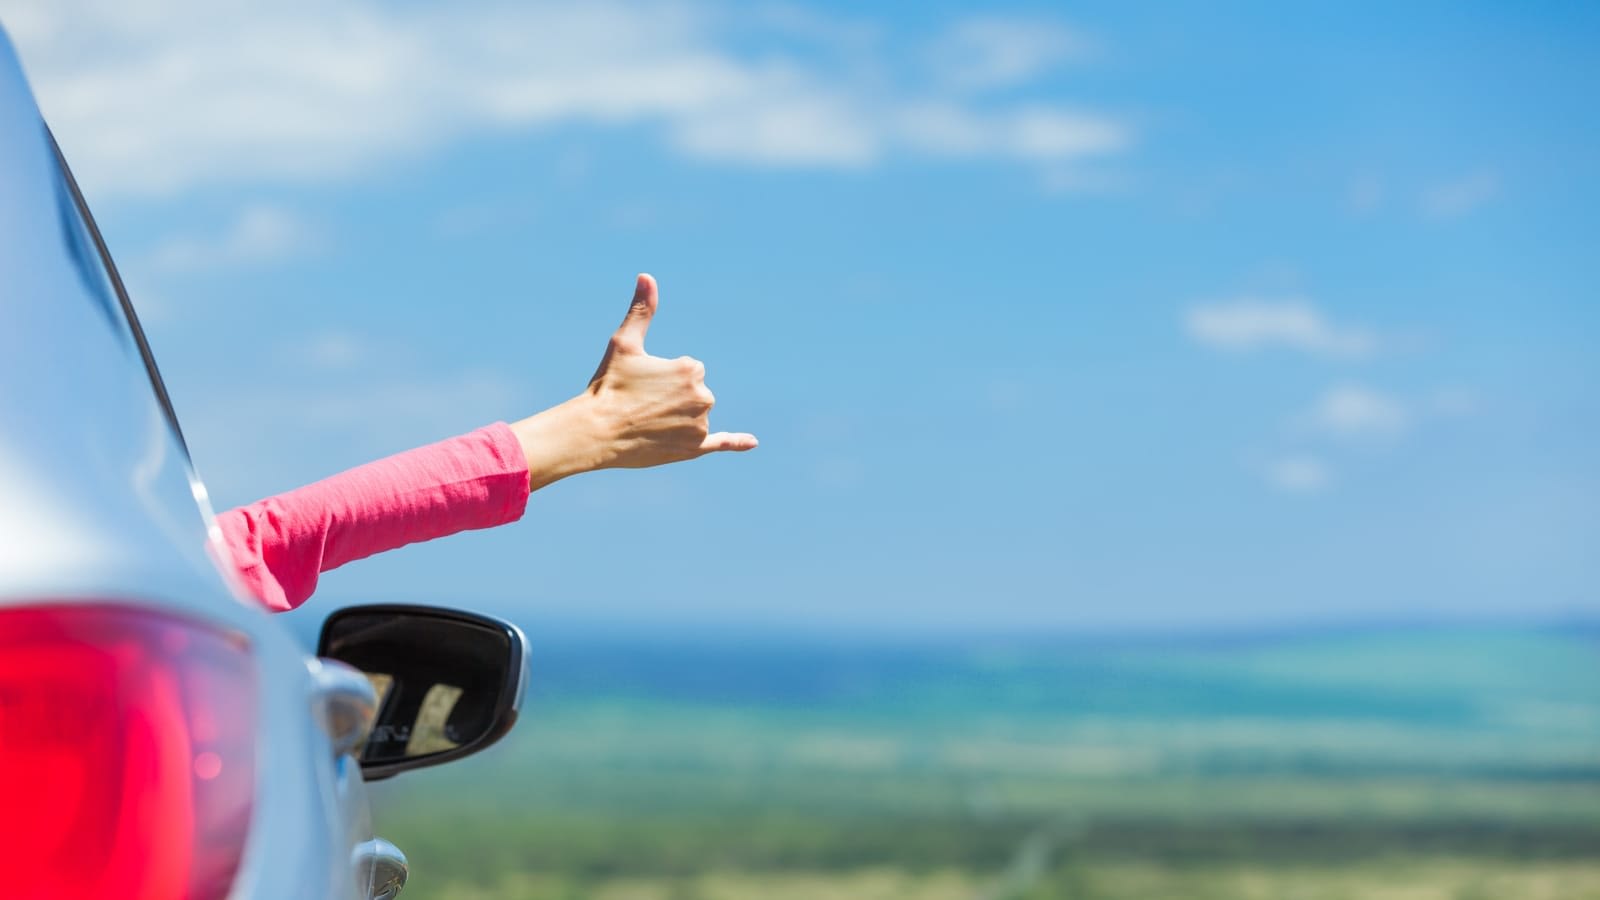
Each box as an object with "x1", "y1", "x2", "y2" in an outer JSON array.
[{"x1": 4, "y1": 0, "x2": 1596, "y2": 633}]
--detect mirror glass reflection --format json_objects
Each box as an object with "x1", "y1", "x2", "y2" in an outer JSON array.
[{"x1": 320, "y1": 609, "x2": 514, "y2": 768}]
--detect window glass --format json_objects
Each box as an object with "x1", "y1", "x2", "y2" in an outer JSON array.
[{"x1": 51, "y1": 163, "x2": 125, "y2": 337}]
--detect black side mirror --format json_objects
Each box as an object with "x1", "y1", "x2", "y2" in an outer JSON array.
[{"x1": 317, "y1": 604, "x2": 527, "y2": 780}]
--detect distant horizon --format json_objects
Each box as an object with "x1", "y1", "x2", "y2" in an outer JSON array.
[{"x1": 284, "y1": 600, "x2": 1600, "y2": 649}]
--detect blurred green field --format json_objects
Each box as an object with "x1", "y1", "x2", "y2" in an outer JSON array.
[{"x1": 369, "y1": 626, "x2": 1600, "y2": 899}]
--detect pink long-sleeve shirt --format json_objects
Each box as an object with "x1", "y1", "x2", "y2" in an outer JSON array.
[{"x1": 217, "y1": 423, "x2": 531, "y2": 612}]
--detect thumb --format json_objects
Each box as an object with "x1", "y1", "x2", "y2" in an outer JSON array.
[
  {"x1": 612, "y1": 273, "x2": 657, "y2": 352},
  {"x1": 699, "y1": 432, "x2": 760, "y2": 454}
]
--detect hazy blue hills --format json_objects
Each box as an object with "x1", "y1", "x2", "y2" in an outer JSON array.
[{"x1": 366, "y1": 622, "x2": 1600, "y2": 898}]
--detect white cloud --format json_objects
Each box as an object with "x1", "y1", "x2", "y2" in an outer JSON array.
[
  {"x1": 1264, "y1": 455, "x2": 1330, "y2": 494},
  {"x1": 0, "y1": 0, "x2": 1129, "y2": 198},
  {"x1": 148, "y1": 204, "x2": 320, "y2": 272},
  {"x1": 1298, "y1": 384, "x2": 1409, "y2": 441},
  {"x1": 1185, "y1": 298, "x2": 1377, "y2": 358},
  {"x1": 1421, "y1": 170, "x2": 1498, "y2": 219},
  {"x1": 924, "y1": 16, "x2": 1087, "y2": 91}
]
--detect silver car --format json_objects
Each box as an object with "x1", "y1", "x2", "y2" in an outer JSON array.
[{"x1": 0, "y1": 24, "x2": 526, "y2": 900}]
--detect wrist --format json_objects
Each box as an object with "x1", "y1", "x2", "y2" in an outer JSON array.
[{"x1": 508, "y1": 395, "x2": 612, "y2": 492}]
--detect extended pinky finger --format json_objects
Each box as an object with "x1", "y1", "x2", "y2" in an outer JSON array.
[{"x1": 700, "y1": 431, "x2": 760, "y2": 453}]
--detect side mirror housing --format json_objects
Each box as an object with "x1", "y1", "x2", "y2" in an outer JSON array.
[{"x1": 317, "y1": 604, "x2": 527, "y2": 780}]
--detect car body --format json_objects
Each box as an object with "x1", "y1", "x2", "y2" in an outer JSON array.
[{"x1": 0, "y1": 23, "x2": 508, "y2": 899}]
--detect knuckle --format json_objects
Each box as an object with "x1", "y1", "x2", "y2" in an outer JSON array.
[
  {"x1": 677, "y1": 356, "x2": 706, "y2": 378},
  {"x1": 695, "y1": 385, "x2": 716, "y2": 408}
]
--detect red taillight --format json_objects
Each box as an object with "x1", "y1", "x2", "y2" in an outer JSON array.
[{"x1": 0, "y1": 605, "x2": 256, "y2": 900}]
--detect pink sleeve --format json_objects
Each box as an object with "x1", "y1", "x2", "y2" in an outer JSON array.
[{"x1": 216, "y1": 423, "x2": 531, "y2": 612}]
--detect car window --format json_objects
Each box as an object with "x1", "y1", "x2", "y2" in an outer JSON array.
[
  {"x1": 50, "y1": 163, "x2": 122, "y2": 335},
  {"x1": 48, "y1": 126, "x2": 192, "y2": 459}
]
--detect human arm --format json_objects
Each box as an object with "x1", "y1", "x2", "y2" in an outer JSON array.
[
  {"x1": 218, "y1": 274, "x2": 755, "y2": 611},
  {"x1": 217, "y1": 423, "x2": 530, "y2": 611}
]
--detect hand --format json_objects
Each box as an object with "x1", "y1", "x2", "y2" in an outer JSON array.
[
  {"x1": 585, "y1": 273, "x2": 759, "y2": 467},
  {"x1": 510, "y1": 274, "x2": 757, "y2": 490}
]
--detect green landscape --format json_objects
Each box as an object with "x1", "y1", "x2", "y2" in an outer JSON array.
[{"x1": 369, "y1": 626, "x2": 1600, "y2": 899}]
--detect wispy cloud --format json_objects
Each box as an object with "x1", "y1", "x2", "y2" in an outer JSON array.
[
  {"x1": 288, "y1": 332, "x2": 375, "y2": 370},
  {"x1": 189, "y1": 367, "x2": 523, "y2": 499},
  {"x1": 1421, "y1": 169, "x2": 1499, "y2": 219},
  {"x1": 1255, "y1": 384, "x2": 1476, "y2": 494},
  {"x1": 1185, "y1": 298, "x2": 1377, "y2": 358},
  {"x1": 1263, "y1": 455, "x2": 1330, "y2": 494},
  {"x1": 2, "y1": 0, "x2": 1129, "y2": 197},
  {"x1": 893, "y1": 102, "x2": 1125, "y2": 162},
  {"x1": 811, "y1": 455, "x2": 867, "y2": 491},
  {"x1": 1296, "y1": 384, "x2": 1410, "y2": 441},
  {"x1": 1039, "y1": 166, "x2": 1127, "y2": 195},
  {"x1": 924, "y1": 16, "x2": 1087, "y2": 92},
  {"x1": 1345, "y1": 173, "x2": 1383, "y2": 215},
  {"x1": 290, "y1": 371, "x2": 519, "y2": 430},
  {"x1": 1428, "y1": 387, "x2": 1480, "y2": 418},
  {"x1": 148, "y1": 204, "x2": 322, "y2": 272}
]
